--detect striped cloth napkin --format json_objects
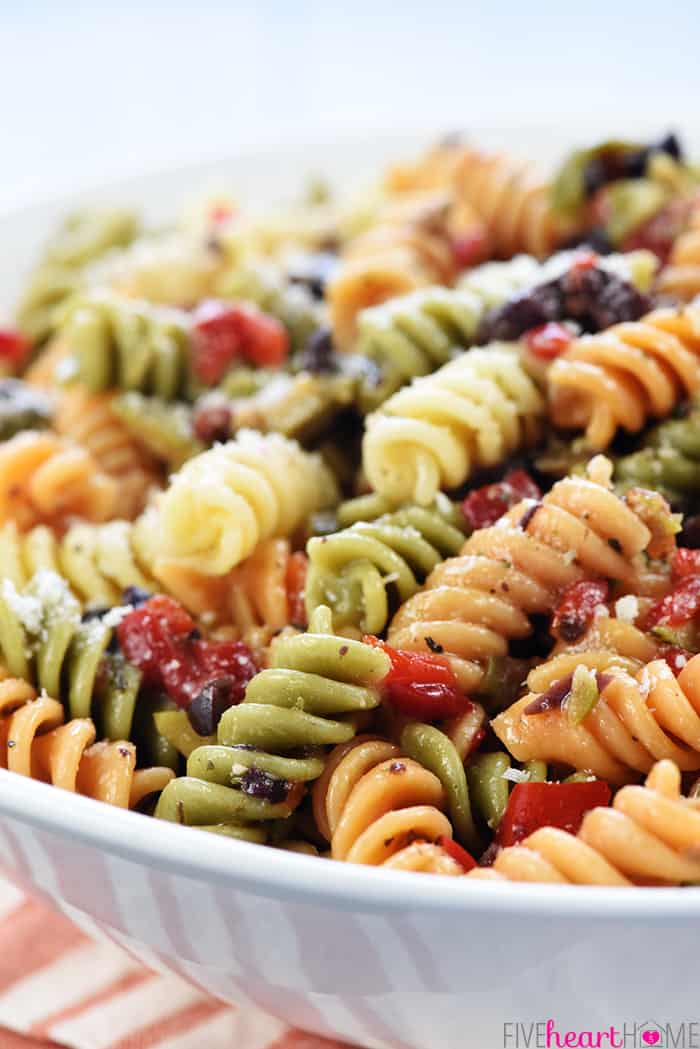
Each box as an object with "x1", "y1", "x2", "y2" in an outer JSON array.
[{"x1": 0, "y1": 877, "x2": 349, "y2": 1049}]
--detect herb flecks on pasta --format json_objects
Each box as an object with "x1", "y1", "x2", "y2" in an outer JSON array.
[{"x1": 5, "y1": 130, "x2": 700, "y2": 883}]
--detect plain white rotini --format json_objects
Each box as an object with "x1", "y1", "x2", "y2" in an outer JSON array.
[
  {"x1": 156, "y1": 430, "x2": 339, "y2": 576},
  {"x1": 362, "y1": 346, "x2": 544, "y2": 505}
]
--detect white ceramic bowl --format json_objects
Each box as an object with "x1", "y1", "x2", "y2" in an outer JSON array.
[{"x1": 1, "y1": 130, "x2": 699, "y2": 1049}]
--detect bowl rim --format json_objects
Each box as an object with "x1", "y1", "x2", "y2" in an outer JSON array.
[{"x1": 1, "y1": 768, "x2": 698, "y2": 918}]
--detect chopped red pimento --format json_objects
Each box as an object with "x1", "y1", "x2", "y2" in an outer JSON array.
[
  {"x1": 461, "y1": 469, "x2": 541, "y2": 531},
  {"x1": 496, "y1": 780, "x2": 611, "y2": 847},
  {"x1": 551, "y1": 579, "x2": 610, "y2": 644},
  {"x1": 672, "y1": 547, "x2": 700, "y2": 581},
  {"x1": 524, "y1": 322, "x2": 573, "y2": 361},
  {"x1": 436, "y1": 835, "x2": 477, "y2": 872},
  {"x1": 659, "y1": 645, "x2": 695, "y2": 675},
  {"x1": 191, "y1": 300, "x2": 289, "y2": 384},
  {"x1": 116, "y1": 595, "x2": 258, "y2": 707},
  {"x1": 363, "y1": 636, "x2": 472, "y2": 720},
  {"x1": 0, "y1": 328, "x2": 31, "y2": 367},
  {"x1": 570, "y1": 250, "x2": 598, "y2": 272},
  {"x1": 644, "y1": 574, "x2": 700, "y2": 630},
  {"x1": 451, "y1": 229, "x2": 489, "y2": 270},
  {"x1": 286, "y1": 551, "x2": 309, "y2": 628}
]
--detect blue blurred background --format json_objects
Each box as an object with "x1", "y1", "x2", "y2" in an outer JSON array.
[{"x1": 2, "y1": 0, "x2": 698, "y2": 211}]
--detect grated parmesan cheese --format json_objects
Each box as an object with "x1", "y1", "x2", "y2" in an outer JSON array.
[
  {"x1": 614, "y1": 595, "x2": 639, "y2": 623},
  {"x1": 1, "y1": 580, "x2": 43, "y2": 635},
  {"x1": 502, "y1": 767, "x2": 530, "y2": 784},
  {"x1": 101, "y1": 604, "x2": 134, "y2": 629}
]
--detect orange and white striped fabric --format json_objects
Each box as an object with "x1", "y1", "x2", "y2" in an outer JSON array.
[{"x1": 0, "y1": 878, "x2": 349, "y2": 1049}]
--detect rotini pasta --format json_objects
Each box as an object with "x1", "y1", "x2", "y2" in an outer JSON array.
[
  {"x1": 59, "y1": 290, "x2": 193, "y2": 399},
  {"x1": 155, "y1": 606, "x2": 390, "y2": 833},
  {"x1": 7, "y1": 130, "x2": 700, "y2": 887},
  {"x1": 51, "y1": 386, "x2": 160, "y2": 518},
  {"x1": 493, "y1": 654, "x2": 700, "y2": 785},
  {"x1": 328, "y1": 190, "x2": 465, "y2": 350},
  {"x1": 16, "y1": 209, "x2": 140, "y2": 344},
  {"x1": 0, "y1": 569, "x2": 142, "y2": 735},
  {"x1": 305, "y1": 501, "x2": 466, "y2": 634},
  {"x1": 614, "y1": 398, "x2": 700, "y2": 509},
  {"x1": 156, "y1": 430, "x2": 339, "y2": 576},
  {"x1": 548, "y1": 303, "x2": 700, "y2": 449},
  {"x1": 0, "y1": 431, "x2": 117, "y2": 529},
  {"x1": 657, "y1": 195, "x2": 700, "y2": 301},
  {"x1": 362, "y1": 346, "x2": 544, "y2": 504},
  {"x1": 0, "y1": 671, "x2": 173, "y2": 808},
  {"x1": 453, "y1": 147, "x2": 571, "y2": 258},
  {"x1": 387, "y1": 467, "x2": 655, "y2": 692},
  {"x1": 312, "y1": 735, "x2": 461, "y2": 871},
  {"x1": 88, "y1": 231, "x2": 219, "y2": 306},
  {"x1": 352, "y1": 256, "x2": 540, "y2": 410}
]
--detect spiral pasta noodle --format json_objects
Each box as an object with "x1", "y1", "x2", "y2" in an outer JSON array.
[
  {"x1": 311, "y1": 735, "x2": 462, "y2": 872},
  {"x1": 0, "y1": 671, "x2": 173, "y2": 808},
  {"x1": 156, "y1": 429, "x2": 339, "y2": 576},
  {"x1": 15, "y1": 209, "x2": 140, "y2": 344},
  {"x1": 328, "y1": 190, "x2": 461, "y2": 350},
  {"x1": 352, "y1": 256, "x2": 540, "y2": 410},
  {"x1": 9, "y1": 129, "x2": 700, "y2": 882},
  {"x1": 0, "y1": 569, "x2": 144, "y2": 739},
  {"x1": 493, "y1": 654, "x2": 700, "y2": 786},
  {"x1": 59, "y1": 290, "x2": 193, "y2": 399},
  {"x1": 155, "y1": 606, "x2": 390, "y2": 833},
  {"x1": 657, "y1": 195, "x2": 700, "y2": 301},
  {"x1": 0, "y1": 431, "x2": 117, "y2": 530},
  {"x1": 388, "y1": 470, "x2": 654, "y2": 692},
  {"x1": 362, "y1": 346, "x2": 544, "y2": 505},
  {"x1": 614, "y1": 398, "x2": 700, "y2": 509},
  {"x1": 470, "y1": 761, "x2": 700, "y2": 886},
  {"x1": 453, "y1": 147, "x2": 571, "y2": 259},
  {"x1": 548, "y1": 303, "x2": 700, "y2": 449},
  {"x1": 51, "y1": 386, "x2": 160, "y2": 518},
  {"x1": 88, "y1": 231, "x2": 219, "y2": 306},
  {"x1": 25, "y1": 335, "x2": 163, "y2": 510},
  {"x1": 305, "y1": 502, "x2": 466, "y2": 634}
]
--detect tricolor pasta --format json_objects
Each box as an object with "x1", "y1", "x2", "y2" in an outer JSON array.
[{"x1": 2, "y1": 129, "x2": 700, "y2": 885}]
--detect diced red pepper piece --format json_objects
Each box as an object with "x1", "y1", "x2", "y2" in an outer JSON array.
[
  {"x1": 461, "y1": 469, "x2": 541, "y2": 531},
  {"x1": 363, "y1": 636, "x2": 472, "y2": 720},
  {"x1": 672, "y1": 547, "x2": 700, "y2": 581},
  {"x1": 496, "y1": 780, "x2": 611, "y2": 847},
  {"x1": 286, "y1": 551, "x2": 309, "y2": 628},
  {"x1": 644, "y1": 574, "x2": 700, "y2": 629},
  {"x1": 0, "y1": 328, "x2": 31, "y2": 366},
  {"x1": 524, "y1": 322, "x2": 574, "y2": 361},
  {"x1": 551, "y1": 579, "x2": 610, "y2": 643},
  {"x1": 191, "y1": 300, "x2": 289, "y2": 384},
  {"x1": 117, "y1": 595, "x2": 258, "y2": 707},
  {"x1": 436, "y1": 835, "x2": 477, "y2": 872}
]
